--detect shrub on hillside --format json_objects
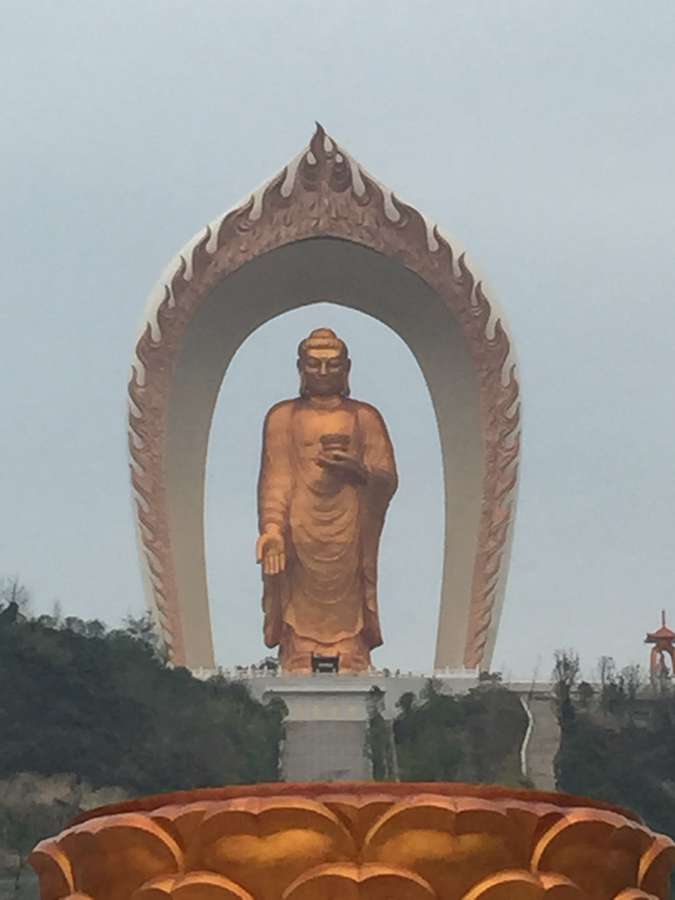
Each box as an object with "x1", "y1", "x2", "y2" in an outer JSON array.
[{"x1": 393, "y1": 680, "x2": 529, "y2": 785}]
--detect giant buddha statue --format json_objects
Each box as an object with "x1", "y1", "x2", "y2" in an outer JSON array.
[{"x1": 256, "y1": 328, "x2": 398, "y2": 673}]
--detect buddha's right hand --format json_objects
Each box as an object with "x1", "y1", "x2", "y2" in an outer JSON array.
[{"x1": 256, "y1": 525, "x2": 286, "y2": 576}]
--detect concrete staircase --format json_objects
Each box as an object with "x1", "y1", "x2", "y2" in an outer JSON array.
[{"x1": 521, "y1": 693, "x2": 561, "y2": 791}]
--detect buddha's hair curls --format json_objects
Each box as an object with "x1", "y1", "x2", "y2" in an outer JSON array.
[{"x1": 297, "y1": 327, "x2": 349, "y2": 360}]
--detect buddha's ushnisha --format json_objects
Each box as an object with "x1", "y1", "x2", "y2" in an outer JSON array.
[{"x1": 256, "y1": 328, "x2": 398, "y2": 672}]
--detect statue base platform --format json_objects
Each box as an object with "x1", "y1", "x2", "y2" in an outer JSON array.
[{"x1": 192, "y1": 670, "x2": 480, "y2": 721}]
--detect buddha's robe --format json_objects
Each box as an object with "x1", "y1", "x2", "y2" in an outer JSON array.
[{"x1": 258, "y1": 397, "x2": 397, "y2": 651}]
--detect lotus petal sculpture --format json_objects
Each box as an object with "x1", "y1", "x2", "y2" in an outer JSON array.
[{"x1": 29, "y1": 783, "x2": 675, "y2": 900}]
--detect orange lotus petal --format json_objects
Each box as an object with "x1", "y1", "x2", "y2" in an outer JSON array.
[
  {"x1": 283, "y1": 862, "x2": 436, "y2": 900},
  {"x1": 321, "y1": 795, "x2": 393, "y2": 848},
  {"x1": 461, "y1": 869, "x2": 584, "y2": 900},
  {"x1": 533, "y1": 811, "x2": 651, "y2": 900},
  {"x1": 58, "y1": 814, "x2": 182, "y2": 900},
  {"x1": 638, "y1": 835, "x2": 675, "y2": 899},
  {"x1": 363, "y1": 797, "x2": 520, "y2": 900},
  {"x1": 29, "y1": 839, "x2": 74, "y2": 900},
  {"x1": 504, "y1": 806, "x2": 564, "y2": 866},
  {"x1": 538, "y1": 873, "x2": 585, "y2": 899},
  {"x1": 150, "y1": 803, "x2": 212, "y2": 852},
  {"x1": 132, "y1": 875, "x2": 177, "y2": 900},
  {"x1": 190, "y1": 797, "x2": 355, "y2": 900},
  {"x1": 134, "y1": 872, "x2": 253, "y2": 900},
  {"x1": 613, "y1": 890, "x2": 659, "y2": 900}
]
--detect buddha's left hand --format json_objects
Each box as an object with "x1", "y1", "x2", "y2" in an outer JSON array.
[{"x1": 316, "y1": 451, "x2": 367, "y2": 485}]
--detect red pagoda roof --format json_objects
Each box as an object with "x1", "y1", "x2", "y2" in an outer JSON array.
[{"x1": 645, "y1": 611, "x2": 675, "y2": 642}]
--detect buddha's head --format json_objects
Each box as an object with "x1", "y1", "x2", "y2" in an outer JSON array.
[{"x1": 297, "y1": 328, "x2": 351, "y2": 398}]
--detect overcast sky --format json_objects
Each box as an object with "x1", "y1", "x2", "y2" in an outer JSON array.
[{"x1": 2, "y1": 1, "x2": 674, "y2": 680}]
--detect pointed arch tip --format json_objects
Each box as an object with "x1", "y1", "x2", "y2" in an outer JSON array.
[{"x1": 308, "y1": 122, "x2": 331, "y2": 161}]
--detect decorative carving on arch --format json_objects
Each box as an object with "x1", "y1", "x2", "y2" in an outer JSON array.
[{"x1": 128, "y1": 124, "x2": 520, "y2": 670}]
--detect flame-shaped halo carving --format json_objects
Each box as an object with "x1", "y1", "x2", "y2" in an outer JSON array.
[{"x1": 128, "y1": 124, "x2": 520, "y2": 669}]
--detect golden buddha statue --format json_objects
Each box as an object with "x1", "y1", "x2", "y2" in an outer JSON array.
[{"x1": 256, "y1": 328, "x2": 398, "y2": 673}]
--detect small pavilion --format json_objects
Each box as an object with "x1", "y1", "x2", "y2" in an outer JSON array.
[{"x1": 645, "y1": 611, "x2": 675, "y2": 680}]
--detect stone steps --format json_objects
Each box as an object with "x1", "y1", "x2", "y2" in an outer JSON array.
[{"x1": 521, "y1": 695, "x2": 560, "y2": 791}]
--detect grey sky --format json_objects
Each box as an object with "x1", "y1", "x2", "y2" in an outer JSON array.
[{"x1": 2, "y1": 1, "x2": 674, "y2": 679}]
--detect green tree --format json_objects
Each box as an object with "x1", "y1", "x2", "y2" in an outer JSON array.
[
  {"x1": 552, "y1": 649, "x2": 579, "y2": 725},
  {"x1": 393, "y1": 680, "x2": 527, "y2": 786},
  {"x1": 365, "y1": 687, "x2": 395, "y2": 780},
  {"x1": 576, "y1": 681, "x2": 595, "y2": 709},
  {"x1": 0, "y1": 577, "x2": 30, "y2": 612}
]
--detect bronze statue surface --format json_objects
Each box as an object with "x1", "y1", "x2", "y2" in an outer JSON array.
[{"x1": 256, "y1": 328, "x2": 397, "y2": 672}]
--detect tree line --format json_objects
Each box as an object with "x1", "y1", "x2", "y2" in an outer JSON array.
[
  {"x1": 0, "y1": 580, "x2": 285, "y2": 895},
  {"x1": 553, "y1": 649, "x2": 675, "y2": 845},
  {"x1": 367, "y1": 677, "x2": 529, "y2": 786}
]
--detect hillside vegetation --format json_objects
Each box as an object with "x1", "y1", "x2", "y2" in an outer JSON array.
[
  {"x1": 553, "y1": 650, "x2": 675, "y2": 844},
  {"x1": 0, "y1": 608, "x2": 284, "y2": 793},
  {"x1": 366, "y1": 678, "x2": 529, "y2": 786},
  {"x1": 0, "y1": 602, "x2": 285, "y2": 894}
]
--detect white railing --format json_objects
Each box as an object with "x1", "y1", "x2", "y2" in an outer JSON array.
[{"x1": 190, "y1": 665, "x2": 480, "y2": 682}]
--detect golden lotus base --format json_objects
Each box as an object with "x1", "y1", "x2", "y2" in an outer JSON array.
[{"x1": 30, "y1": 782, "x2": 675, "y2": 900}]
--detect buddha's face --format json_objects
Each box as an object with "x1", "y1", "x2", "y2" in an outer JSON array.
[{"x1": 298, "y1": 347, "x2": 351, "y2": 397}]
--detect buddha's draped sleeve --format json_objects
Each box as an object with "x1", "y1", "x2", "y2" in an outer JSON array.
[
  {"x1": 258, "y1": 401, "x2": 294, "y2": 532},
  {"x1": 357, "y1": 401, "x2": 398, "y2": 649},
  {"x1": 358, "y1": 402, "x2": 398, "y2": 516}
]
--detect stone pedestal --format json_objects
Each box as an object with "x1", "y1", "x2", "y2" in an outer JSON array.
[
  {"x1": 263, "y1": 678, "x2": 377, "y2": 781},
  {"x1": 245, "y1": 671, "x2": 480, "y2": 718}
]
